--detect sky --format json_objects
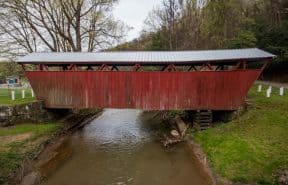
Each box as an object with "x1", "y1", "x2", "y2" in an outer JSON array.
[{"x1": 113, "y1": 0, "x2": 161, "y2": 41}]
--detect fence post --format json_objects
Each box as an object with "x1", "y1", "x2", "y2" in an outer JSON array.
[
  {"x1": 268, "y1": 86, "x2": 272, "y2": 94},
  {"x1": 31, "y1": 89, "x2": 34, "y2": 98},
  {"x1": 22, "y1": 90, "x2": 25, "y2": 99},
  {"x1": 258, "y1": 85, "x2": 262, "y2": 92},
  {"x1": 266, "y1": 88, "x2": 271, "y2": 98},
  {"x1": 280, "y1": 87, "x2": 284, "y2": 96},
  {"x1": 11, "y1": 91, "x2": 15, "y2": 101}
]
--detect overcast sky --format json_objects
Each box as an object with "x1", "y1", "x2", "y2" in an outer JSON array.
[{"x1": 113, "y1": 0, "x2": 161, "y2": 41}]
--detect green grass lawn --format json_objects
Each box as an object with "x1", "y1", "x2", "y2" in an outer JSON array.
[
  {"x1": 193, "y1": 85, "x2": 288, "y2": 184},
  {"x1": 0, "y1": 88, "x2": 36, "y2": 105},
  {"x1": 0, "y1": 123, "x2": 61, "y2": 184}
]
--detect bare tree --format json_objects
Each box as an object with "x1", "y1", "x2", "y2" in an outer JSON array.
[
  {"x1": 163, "y1": 0, "x2": 181, "y2": 50},
  {"x1": 144, "y1": 0, "x2": 183, "y2": 50},
  {"x1": 0, "y1": 0, "x2": 126, "y2": 57}
]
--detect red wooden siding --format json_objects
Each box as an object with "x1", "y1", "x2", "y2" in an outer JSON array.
[{"x1": 26, "y1": 70, "x2": 261, "y2": 110}]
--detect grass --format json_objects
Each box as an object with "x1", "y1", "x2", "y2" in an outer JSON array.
[
  {"x1": 193, "y1": 85, "x2": 288, "y2": 184},
  {"x1": 0, "y1": 88, "x2": 36, "y2": 105},
  {"x1": 0, "y1": 124, "x2": 60, "y2": 137},
  {"x1": 0, "y1": 123, "x2": 61, "y2": 184}
]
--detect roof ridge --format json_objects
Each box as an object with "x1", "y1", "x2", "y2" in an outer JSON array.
[
  {"x1": 27, "y1": 48, "x2": 261, "y2": 54},
  {"x1": 17, "y1": 48, "x2": 275, "y2": 64}
]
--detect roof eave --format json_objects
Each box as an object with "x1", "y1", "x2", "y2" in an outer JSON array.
[{"x1": 17, "y1": 57, "x2": 274, "y2": 65}]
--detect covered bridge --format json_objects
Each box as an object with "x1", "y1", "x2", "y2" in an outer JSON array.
[{"x1": 18, "y1": 48, "x2": 275, "y2": 110}]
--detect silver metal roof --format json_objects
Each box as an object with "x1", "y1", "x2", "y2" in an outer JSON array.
[{"x1": 17, "y1": 48, "x2": 275, "y2": 64}]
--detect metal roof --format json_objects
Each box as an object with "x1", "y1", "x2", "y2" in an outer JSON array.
[{"x1": 17, "y1": 48, "x2": 275, "y2": 65}]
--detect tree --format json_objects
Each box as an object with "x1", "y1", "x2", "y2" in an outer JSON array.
[
  {"x1": 144, "y1": 0, "x2": 183, "y2": 50},
  {"x1": 147, "y1": 31, "x2": 168, "y2": 50},
  {"x1": 0, "y1": 0, "x2": 127, "y2": 57},
  {"x1": 200, "y1": 0, "x2": 246, "y2": 48},
  {"x1": 176, "y1": 0, "x2": 205, "y2": 49},
  {"x1": 227, "y1": 30, "x2": 257, "y2": 49},
  {"x1": 0, "y1": 61, "x2": 23, "y2": 80},
  {"x1": 112, "y1": 0, "x2": 288, "y2": 62}
]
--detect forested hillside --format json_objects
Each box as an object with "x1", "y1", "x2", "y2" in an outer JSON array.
[{"x1": 112, "y1": 0, "x2": 288, "y2": 82}]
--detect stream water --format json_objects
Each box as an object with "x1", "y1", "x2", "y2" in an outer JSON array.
[{"x1": 42, "y1": 109, "x2": 208, "y2": 185}]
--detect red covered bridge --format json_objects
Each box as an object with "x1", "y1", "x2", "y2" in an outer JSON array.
[{"x1": 18, "y1": 48, "x2": 274, "y2": 110}]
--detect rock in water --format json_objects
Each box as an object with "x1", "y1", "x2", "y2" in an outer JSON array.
[{"x1": 171, "y1": 130, "x2": 180, "y2": 138}]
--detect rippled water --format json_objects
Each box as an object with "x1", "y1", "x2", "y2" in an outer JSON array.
[{"x1": 42, "y1": 109, "x2": 208, "y2": 185}]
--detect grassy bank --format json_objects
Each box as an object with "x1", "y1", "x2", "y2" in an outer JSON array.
[
  {"x1": 0, "y1": 88, "x2": 35, "y2": 105},
  {"x1": 0, "y1": 123, "x2": 61, "y2": 184},
  {"x1": 193, "y1": 85, "x2": 288, "y2": 184}
]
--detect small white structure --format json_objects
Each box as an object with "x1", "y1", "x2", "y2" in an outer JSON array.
[
  {"x1": 280, "y1": 87, "x2": 285, "y2": 96},
  {"x1": 11, "y1": 91, "x2": 15, "y2": 101},
  {"x1": 267, "y1": 86, "x2": 272, "y2": 94},
  {"x1": 22, "y1": 90, "x2": 25, "y2": 99},
  {"x1": 266, "y1": 88, "x2": 271, "y2": 98},
  {"x1": 258, "y1": 85, "x2": 262, "y2": 92},
  {"x1": 31, "y1": 89, "x2": 34, "y2": 98}
]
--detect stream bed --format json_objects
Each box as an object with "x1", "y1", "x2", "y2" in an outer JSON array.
[{"x1": 41, "y1": 109, "x2": 208, "y2": 185}]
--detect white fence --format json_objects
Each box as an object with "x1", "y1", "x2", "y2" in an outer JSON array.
[{"x1": 257, "y1": 84, "x2": 286, "y2": 98}]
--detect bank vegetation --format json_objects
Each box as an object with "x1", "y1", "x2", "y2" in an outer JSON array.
[{"x1": 193, "y1": 85, "x2": 288, "y2": 184}]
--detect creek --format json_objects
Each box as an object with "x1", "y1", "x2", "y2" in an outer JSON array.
[{"x1": 42, "y1": 109, "x2": 208, "y2": 185}]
